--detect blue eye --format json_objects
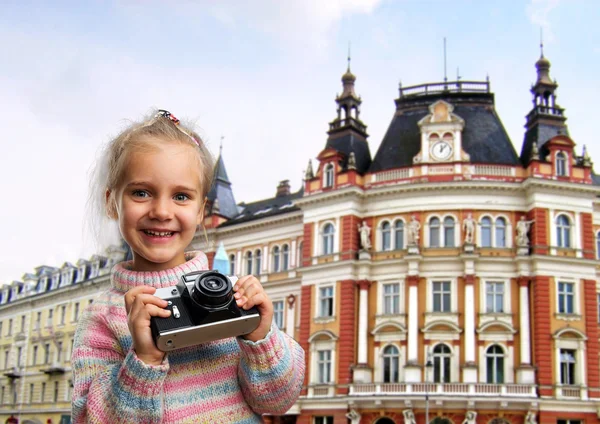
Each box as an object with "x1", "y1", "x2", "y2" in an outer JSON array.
[{"x1": 132, "y1": 190, "x2": 149, "y2": 198}]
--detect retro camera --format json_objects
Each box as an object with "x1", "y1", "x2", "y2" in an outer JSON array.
[{"x1": 150, "y1": 270, "x2": 260, "y2": 351}]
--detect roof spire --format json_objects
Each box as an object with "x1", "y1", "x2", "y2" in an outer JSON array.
[
  {"x1": 347, "y1": 41, "x2": 352, "y2": 72},
  {"x1": 540, "y1": 27, "x2": 544, "y2": 58},
  {"x1": 219, "y1": 136, "x2": 224, "y2": 156}
]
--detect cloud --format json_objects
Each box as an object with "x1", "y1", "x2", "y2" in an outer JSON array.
[{"x1": 526, "y1": 0, "x2": 560, "y2": 42}]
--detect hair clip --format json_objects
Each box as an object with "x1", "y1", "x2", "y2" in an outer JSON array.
[{"x1": 156, "y1": 109, "x2": 201, "y2": 147}]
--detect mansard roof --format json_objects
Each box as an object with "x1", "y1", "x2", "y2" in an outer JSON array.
[
  {"x1": 219, "y1": 187, "x2": 303, "y2": 227},
  {"x1": 325, "y1": 131, "x2": 372, "y2": 174},
  {"x1": 369, "y1": 82, "x2": 520, "y2": 172}
]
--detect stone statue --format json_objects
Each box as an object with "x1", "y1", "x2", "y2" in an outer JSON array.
[
  {"x1": 346, "y1": 409, "x2": 361, "y2": 424},
  {"x1": 516, "y1": 216, "x2": 535, "y2": 247},
  {"x1": 525, "y1": 411, "x2": 537, "y2": 424},
  {"x1": 357, "y1": 221, "x2": 372, "y2": 250},
  {"x1": 462, "y1": 411, "x2": 477, "y2": 424},
  {"x1": 407, "y1": 215, "x2": 421, "y2": 245},
  {"x1": 462, "y1": 213, "x2": 476, "y2": 244},
  {"x1": 403, "y1": 409, "x2": 416, "y2": 424}
]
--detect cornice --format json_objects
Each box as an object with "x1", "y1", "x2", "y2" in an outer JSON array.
[
  {"x1": 213, "y1": 211, "x2": 303, "y2": 236},
  {"x1": 293, "y1": 186, "x2": 364, "y2": 208}
]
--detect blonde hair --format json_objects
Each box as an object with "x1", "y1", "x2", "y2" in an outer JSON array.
[{"x1": 86, "y1": 110, "x2": 215, "y2": 249}]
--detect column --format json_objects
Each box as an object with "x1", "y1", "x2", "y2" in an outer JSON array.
[
  {"x1": 517, "y1": 276, "x2": 535, "y2": 384},
  {"x1": 285, "y1": 295, "x2": 296, "y2": 338},
  {"x1": 405, "y1": 275, "x2": 421, "y2": 382},
  {"x1": 353, "y1": 280, "x2": 372, "y2": 383},
  {"x1": 463, "y1": 274, "x2": 477, "y2": 383},
  {"x1": 290, "y1": 239, "x2": 297, "y2": 268}
]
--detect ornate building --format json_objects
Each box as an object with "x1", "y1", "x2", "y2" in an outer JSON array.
[{"x1": 1, "y1": 51, "x2": 599, "y2": 424}]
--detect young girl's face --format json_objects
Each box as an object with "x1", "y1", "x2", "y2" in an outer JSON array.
[{"x1": 112, "y1": 141, "x2": 204, "y2": 271}]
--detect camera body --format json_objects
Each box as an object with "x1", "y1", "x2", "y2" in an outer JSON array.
[{"x1": 150, "y1": 270, "x2": 260, "y2": 351}]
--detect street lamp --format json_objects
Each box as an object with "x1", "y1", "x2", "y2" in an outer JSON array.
[{"x1": 425, "y1": 352, "x2": 433, "y2": 424}]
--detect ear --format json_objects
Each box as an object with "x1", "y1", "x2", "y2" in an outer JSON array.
[
  {"x1": 105, "y1": 189, "x2": 118, "y2": 220},
  {"x1": 196, "y1": 197, "x2": 208, "y2": 226}
]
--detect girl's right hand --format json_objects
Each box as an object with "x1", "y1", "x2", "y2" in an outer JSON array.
[{"x1": 124, "y1": 286, "x2": 171, "y2": 365}]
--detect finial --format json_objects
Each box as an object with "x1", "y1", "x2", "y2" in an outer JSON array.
[
  {"x1": 347, "y1": 41, "x2": 351, "y2": 72},
  {"x1": 220, "y1": 136, "x2": 224, "y2": 155},
  {"x1": 540, "y1": 27, "x2": 544, "y2": 58},
  {"x1": 443, "y1": 37, "x2": 447, "y2": 83},
  {"x1": 457, "y1": 67, "x2": 461, "y2": 81},
  {"x1": 305, "y1": 159, "x2": 314, "y2": 180}
]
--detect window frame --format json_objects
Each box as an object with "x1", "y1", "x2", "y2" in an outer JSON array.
[
  {"x1": 323, "y1": 163, "x2": 334, "y2": 188},
  {"x1": 273, "y1": 300, "x2": 285, "y2": 329},
  {"x1": 317, "y1": 285, "x2": 335, "y2": 318},
  {"x1": 556, "y1": 214, "x2": 572, "y2": 248},
  {"x1": 556, "y1": 151, "x2": 568, "y2": 177},
  {"x1": 432, "y1": 343, "x2": 452, "y2": 383},
  {"x1": 382, "y1": 344, "x2": 400, "y2": 383},
  {"x1": 321, "y1": 222, "x2": 335, "y2": 256},
  {"x1": 485, "y1": 344, "x2": 505, "y2": 384}
]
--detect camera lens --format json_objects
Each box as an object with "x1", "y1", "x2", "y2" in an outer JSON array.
[{"x1": 191, "y1": 272, "x2": 233, "y2": 307}]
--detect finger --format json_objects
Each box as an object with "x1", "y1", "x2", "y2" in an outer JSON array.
[
  {"x1": 233, "y1": 275, "x2": 253, "y2": 292},
  {"x1": 124, "y1": 286, "x2": 156, "y2": 313},
  {"x1": 243, "y1": 292, "x2": 268, "y2": 310},
  {"x1": 235, "y1": 280, "x2": 259, "y2": 301}
]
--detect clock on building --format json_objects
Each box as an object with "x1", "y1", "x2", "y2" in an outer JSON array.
[{"x1": 430, "y1": 140, "x2": 453, "y2": 161}]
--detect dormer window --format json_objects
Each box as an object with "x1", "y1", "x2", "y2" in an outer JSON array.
[
  {"x1": 76, "y1": 267, "x2": 85, "y2": 283},
  {"x1": 90, "y1": 262, "x2": 99, "y2": 278},
  {"x1": 50, "y1": 275, "x2": 59, "y2": 290},
  {"x1": 556, "y1": 151, "x2": 568, "y2": 176},
  {"x1": 323, "y1": 163, "x2": 334, "y2": 188}
]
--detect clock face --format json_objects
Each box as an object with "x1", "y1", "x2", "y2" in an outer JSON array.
[{"x1": 430, "y1": 140, "x2": 453, "y2": 161}]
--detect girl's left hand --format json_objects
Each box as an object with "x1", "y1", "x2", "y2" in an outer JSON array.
[{"x1": 233, "y1": 275, "x2": 273, "y2": 342}]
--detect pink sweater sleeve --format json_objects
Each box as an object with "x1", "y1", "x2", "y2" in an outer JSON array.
[
  {"x1": 71, "y1": 307, "x2": 169, "y2": 424},
  {"x1": 236, "y1": 326, "x2": 305, "y2": 415}
]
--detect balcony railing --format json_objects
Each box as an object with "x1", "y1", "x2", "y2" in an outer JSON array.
[{"x1": 346, "y1": 383, "x2": 537, "y2": 398}]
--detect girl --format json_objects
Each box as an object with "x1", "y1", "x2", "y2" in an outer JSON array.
[{"x1": 72, "y1": 110, "x2": 305, "y2": 423}]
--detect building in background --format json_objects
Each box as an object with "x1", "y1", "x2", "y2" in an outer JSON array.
[{"x1": 2, "y1": 51, "x2": 599, "y2": 424}]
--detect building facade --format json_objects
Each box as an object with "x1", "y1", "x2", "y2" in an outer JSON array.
[{"x1": 1, "y1": 52, "x2": 600, "y2": 424}]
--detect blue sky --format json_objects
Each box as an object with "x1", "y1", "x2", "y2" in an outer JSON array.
[{"x1": 0, "y1": 0, "x2": 598, "y2": 282}]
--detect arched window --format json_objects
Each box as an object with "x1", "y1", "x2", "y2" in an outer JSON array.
[
  {"x1": 443, "y1": 217, "x2": 455, "y2": 247},
  {"x1": 560, "y1": 349, "x2": 576, "y2": 385},
  {"x1": 381, "y1": 221, "x2": 391, "y2": 251},
  {"x1": 324, "y1": 163, "x2": 334, "y2": 188},
  {"x1": 322, "y1": 223, "x2": 334, "y2": 255},
  {"x1": 382, "y1": 345, "x2": 400, "y2": 383},
  {"x1": 433, "y1": 344, "x2": 451, "y2": 383},
  {"x1": 272, "y1": 246, "x2": 280, "y2": 272},
  {"x1": 556, "y1": 214, "x2": 571, "y2": 248},
  {"x1": 245, "y1": 251, "x2": 253, "y2": 275},
  {"x1": 556, "y1": 151, "x2": 567, "y2": 176},
  {"x1": 486, "y1": 345, "x2": 505, "y2": 384},
  {"x1": 282, "y1": 244, "x2": 289, "y2": 271},
  {"x1": 254, "y1": 249, "x2": 262, "y2": 275},
  {"x1": 429, "y1": 217, "x2": 440, "y2": 247},
  {"x1": 394, "y1": 221, "x2": 404, "y2": 250},
  {"x1": 495, "y1": 217, "x2": 506, "y2": 248},
  {"x1": 229, "y1": 254, "x2": 236, "y2": 276},
  {"x1": 481, "y1": 217, "x2": 492, "y2": 247}
]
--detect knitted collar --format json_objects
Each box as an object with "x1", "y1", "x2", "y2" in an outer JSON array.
[{"x1": 111, "y1": 251, "x2": 208, "y2": 293}]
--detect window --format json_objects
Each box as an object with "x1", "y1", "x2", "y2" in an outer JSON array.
[
  {"x1": 29, "y1": 383, "x2": 34, "y2": 404},
  {"x1": 1, "y1": 386, "x2": 4, "y2": 405},
  {"x1": 8, "y1": 319, "x2": 12, "y2": 336},
  {"x1": 272, "y1": 246, "x2": 280, "y2": 272},
  {"x1": 254, "y1": 250, "x2": 262, "y2": 275},
  {"x1": 20, "y1": 315, "x2": 25, "y2": 333},
  {"x1": 41, "y1": 382, "x2": 46, "y2": 403},
  {"x1": 44, "y1": 343, "x2": 50, "y2": 364},
  {"x1": 314, "y1": 417, "x2": 333, "y2": 424},
  {"x1": 323, "y1": 163, "x2": 334, "y2": 188},
  {"x1": 558, "y1": 282, "x2": 574, "y2": 314},
  {"x1": 282, "y1": 244, "x2": 289, "y2": 271},
  {"x1": 17, "y1": 347, "x2": 22, "y2": 367},
  {"x1": 486, "y1": 282, "x2": 504, "y2": 313},
  {"x1": 481, "y1": 217, "x2": 492, "y2": 247},
  {"x1": 245, "y1": 251, "x2": 252, "y2": 275},
  {"x1": 556, "y1": 214, "x2": 571, "y2": 248},
  {"x1": 429, "y1": 217, "x2": 440, "y2": 247},
  {"x1": 229, "y1": 254, "x2": 236, "y2": 275},
  {"x1": 57, "y1": 341, "x2": 63, "y2": 363},
  {"x1": 3, "y1": 350, "x2": 8, "y2": 369},
  {"x1": 319, "y1": 286, "x2": 334, "y2": 317},
  {"x1": 35, "y1": 312, "x2": 41, "y2": 330},
  {"x1": 443, "y1": 217, "x2": 455, "y2": 247},
  {"x1": 394, "y1": 220, "x2": 404, "y2": 250},
  {"x1": 560, "y1": 349, "x2": 576, "y2": 385},
  {"x1": 486, "y1": 345, "x2": 505, "y2": 383},
  {"x1": 495, "y1": 217, "x2": 506, "y2": 247},
  {"x1": 556, "y1": 151, "x2": 567, "y2": 176},
  {"x1": 74, "y1": 302, "x2": 80, "y2": 322},
  {"x1": 47, "y1": 309, "x2": 53, "y2": 327},
  {"x1": 432, "y1": 281, "x2": 451, "y2": 312},
  {"x1": 322, "y1": 223, "x2": 334, "y2": 255},
  {"x1": 297, "y1": 242, "x2": 304, "y2": 266},
  {"x1": 433, "y1": 344, "x2": 451, "y2": 383},
  {"x1": 382, "y1": 345, "x2": 400, "y2": 383},
  {"x1": 381, "y1": 221, "x2": 391, "y2": 250},
  {"x1": 317, "y1": 350, "x2": 332, "y2": 383},
  {"x1": 33, "y1": 345, "x2": 38, "y2": 366},
  {"x1": 53, "y1": 381, "x2": 59, "y2": 402},
  {"x1": 60, "y1": 305, "x2": 66, "y2": 325},
  {"x1": 273, "y1": 300, "x2": 284, "y2": 329},
  {"x1": 383, "y1": 283, "x2": 400, "y2": 315}
]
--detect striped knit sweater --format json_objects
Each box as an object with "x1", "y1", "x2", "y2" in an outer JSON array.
[{"x1": 71, "y1": 251, "x2": 305, "y2": 424}]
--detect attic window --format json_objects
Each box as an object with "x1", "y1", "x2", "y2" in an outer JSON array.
[
  {"x1": 556, "y1": 151, "x2": 568, "y2": 176},
  {"x1": 324, "y1": 163, "x2": 334, "y2": 188}
]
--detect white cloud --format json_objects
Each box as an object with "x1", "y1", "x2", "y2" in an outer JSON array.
[{"x1": 526, "y1": 0, "x2": 560, "y2": 43}]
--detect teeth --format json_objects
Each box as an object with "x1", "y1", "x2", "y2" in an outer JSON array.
[{"x1": 144, "y1": 230, "x2": 174, "y2": 237}]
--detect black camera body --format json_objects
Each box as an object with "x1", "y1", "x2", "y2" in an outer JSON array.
[{"x1": 150, "y1": 270, "x2": 260, "y2": 351}]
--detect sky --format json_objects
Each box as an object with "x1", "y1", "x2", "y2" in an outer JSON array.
[{"x1": 0, "y1": 0, "x2": 599, "y2": 283}]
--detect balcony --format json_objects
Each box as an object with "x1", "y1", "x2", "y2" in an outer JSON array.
[
  {"x1": 3, "y1": 367, "x2": 23, "y2": 379},
  {"x1": 41, "y1": 362, "x2": 67, "y2": 375},
  {"x1": 346, "y1": 382, "x2": 537, "y2": 398}
]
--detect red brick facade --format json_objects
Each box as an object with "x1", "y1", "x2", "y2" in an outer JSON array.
[
  {"x1": 584, "y1": 279, "x2": 600, "y2": 398},
  {"x1": 532, "y1": 276, "x2": 553, "y2": 396}
]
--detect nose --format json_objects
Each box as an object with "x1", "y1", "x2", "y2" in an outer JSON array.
[{"x1": 148, "y1": 196, "x2": 173, "y2": 221}]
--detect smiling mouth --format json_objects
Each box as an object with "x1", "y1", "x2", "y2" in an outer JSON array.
[{"x1": 143, "y1": 230, "x2": 175, "y2": 237}]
